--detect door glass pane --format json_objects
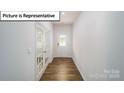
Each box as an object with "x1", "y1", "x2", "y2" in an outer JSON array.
[{"x1": 59, "y1": 35, "x2": 66, "y2": 46}]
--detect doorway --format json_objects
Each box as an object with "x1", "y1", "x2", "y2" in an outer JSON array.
[{"x1": 53, "y1": 24, "x2": 72, "y2": 57}]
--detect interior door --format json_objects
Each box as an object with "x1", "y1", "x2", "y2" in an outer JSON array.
[
  {"x1": 35, "y1": 23, "x2": 45, "y2": 80},
  {"x1": 35, "y1": 23, "x2": 51, "y2": 80}
]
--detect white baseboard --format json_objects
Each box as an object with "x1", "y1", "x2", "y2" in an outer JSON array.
[{"x1": 72, "y1": 56, "x2": 88, "y2": 81}]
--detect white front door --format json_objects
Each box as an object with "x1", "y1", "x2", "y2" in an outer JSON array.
[
  {"x1": 57, "y1": 34, "x2": 67, "y2": 57},
  {"x1": 53, "y1": 25, "x2": 72, "y2": 57}
]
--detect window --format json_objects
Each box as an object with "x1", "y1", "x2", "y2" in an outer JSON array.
[{"x1": 59, "y1": 35, "x2": 66, "y2": 46}]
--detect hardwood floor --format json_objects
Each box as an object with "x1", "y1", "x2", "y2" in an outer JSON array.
[{"x1": 40, "y1": 57, "x2": 83, "y2": 81}]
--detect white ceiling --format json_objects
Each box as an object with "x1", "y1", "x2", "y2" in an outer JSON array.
[{"x1": 53, "y1": 11, "x2": 81, "y2": 24}]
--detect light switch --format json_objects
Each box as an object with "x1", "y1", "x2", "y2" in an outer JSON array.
[{"x1": 27, "y1": 48, "x2": 32, "y2": 54}]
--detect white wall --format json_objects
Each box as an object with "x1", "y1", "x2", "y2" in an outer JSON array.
[
  {"x1": 0, "y1": 22, "x2": 36, "y2": 80},
  {"x1": 53, "y1": 24, "x2": 72, "y2": 57},
  {"x1": 73, "y1": 12, "x2": 124, "y2": 80},
  {"x1": 0, "y1": 22, "x2": 53, "y2": 81}
]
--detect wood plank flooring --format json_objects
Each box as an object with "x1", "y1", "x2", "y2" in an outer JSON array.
[{"x1": 40, "y1": 57, "x2": 83, "y2": 81}]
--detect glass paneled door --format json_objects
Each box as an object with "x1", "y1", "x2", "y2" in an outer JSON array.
[{"x1": 35, "y1": 23, "x2": 45, "y2": 80}]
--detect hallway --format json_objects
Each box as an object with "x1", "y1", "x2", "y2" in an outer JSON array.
[
  {"x1": 41, "y1": 58, "x2": 83, "y2": 81},
  {"x1": 0, "y1": 12, "x2": 124, "y2": 81}
]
